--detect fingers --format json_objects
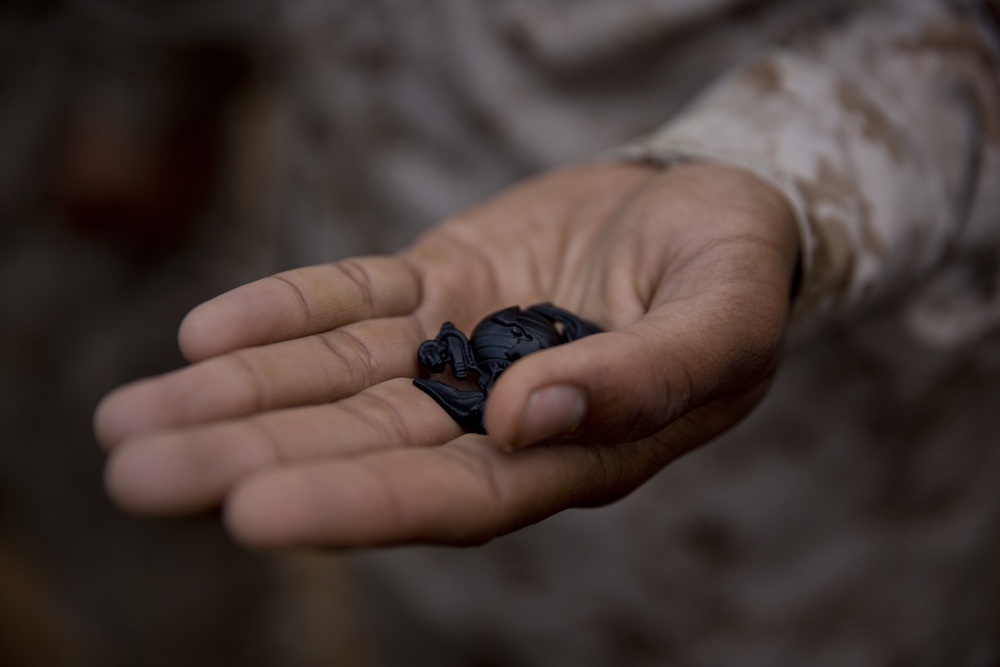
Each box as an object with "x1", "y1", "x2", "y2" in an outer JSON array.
[
  {"x1": 95, "y1": 316, "x2": 427, "y2": 447},
  {"x1": 223, "y1": 435, "x2": 673, "y2": 549},
  {"x1": 178, "y1": 256, "x2": 423, "y2": 362},
  {"x1": 105, "y1": 378, "x2": 464, "y2": 516},
  {"x1": 484, "y1": 302, "x2": 787, "y2": 450}
]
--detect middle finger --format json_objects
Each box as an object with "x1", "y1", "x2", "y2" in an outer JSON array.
[{"x1": 105, "y1": 377, "x2": 465, "y2": 515}]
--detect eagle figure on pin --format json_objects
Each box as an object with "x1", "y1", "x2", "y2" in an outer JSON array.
[{"x1": 414, "y1": 304, "x2": 601, "y2": 434}]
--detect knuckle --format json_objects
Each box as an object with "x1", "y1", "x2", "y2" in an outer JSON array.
[
  {"x1": 333, "y1": 259, "x2": 377, "y2": 314},
  {"x1": 356, "y1": 390, "x2": 417, "y2": 445},
  {"x1": 270, "y1": 273, "x2": 314, "y2": 331},
  {"x1": 317, "y1": 327, "x2": 381, "y2": 388},
  {"x1": 228, "y1": 351, "x2": 269, "y2": 413}
]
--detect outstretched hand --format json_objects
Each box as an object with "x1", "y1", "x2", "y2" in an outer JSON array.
[{"x1": 95, "y1": 162, "x2": 800, "y2": 548}]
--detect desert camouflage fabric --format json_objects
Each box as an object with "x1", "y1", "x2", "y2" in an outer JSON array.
[
  {"x1": 335, "y1": 1, "x2": 1000, "y2": 665},
  {"x1": 625, "y1": 0, "x2": 1000, "y2": 331}
]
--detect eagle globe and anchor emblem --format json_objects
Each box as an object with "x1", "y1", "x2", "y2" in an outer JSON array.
[{"x1": 414, "y1": 304, "x2": 602, "y2": 434}]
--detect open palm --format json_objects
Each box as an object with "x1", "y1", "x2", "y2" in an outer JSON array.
[{"x1": 96, "y1": 162, "x2": 800, "y2": 548}]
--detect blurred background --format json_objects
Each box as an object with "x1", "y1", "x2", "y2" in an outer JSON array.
[{"x1": 0, "y1": 1, "x2": 382, "y2": 664}]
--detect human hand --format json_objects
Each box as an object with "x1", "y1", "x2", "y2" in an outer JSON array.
[{"x1": 95, "y1": 162, "x2": 800, "y2": 548}]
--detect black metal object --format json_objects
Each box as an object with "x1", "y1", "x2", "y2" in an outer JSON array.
[{"x1": 414, "y1": 304, "x2": 601, "y2": 433}]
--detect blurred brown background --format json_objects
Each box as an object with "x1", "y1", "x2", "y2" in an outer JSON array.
[{"x1": 0, "y1": 1, "x2": 376, "y2": 664}]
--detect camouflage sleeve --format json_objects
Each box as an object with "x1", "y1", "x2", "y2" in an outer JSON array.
[{"x1": 618, "y1": 0, "x2": 1000, "y2": 324}]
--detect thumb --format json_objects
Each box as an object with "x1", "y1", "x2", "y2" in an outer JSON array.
[{"x1": 484, "y1": 305, "x2": 786, "y2": 450}]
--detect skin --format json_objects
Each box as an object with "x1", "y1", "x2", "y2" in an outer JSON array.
[{"x1": 94, "y1": 162, "x2": 800, "y2": 549}]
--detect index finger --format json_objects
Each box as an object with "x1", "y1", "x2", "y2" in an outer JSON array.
[{"x1": 179, "y1": 256, "x2": 423, "y2": 361}]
